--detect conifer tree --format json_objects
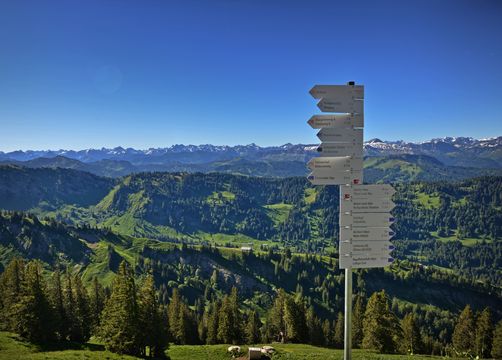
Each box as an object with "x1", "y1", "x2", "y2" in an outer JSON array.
[
  {"x1": 245, "y1": 310, "x2": 261, "y2": 344},
  {"x1": 333, "y1": 312, "x2": 344, "y2": 349},
  {"x1": 73, "y1": 275, "x2": 91, "y2": 342},
  {"x1": 206, "y1": 301, "x2": 220, "y2": 344},
  {"x1": 63, "y1": 272, "x2": 78, "y2": 340},
  {"x1": 452, "y1": 304, "x2": 475, "y2": 355},
  {"x1": 352, "y1": 294, "x2": 365, "y2": 348},
  {"x1": 322, "y1": 319, "x2": 332, "y2": 347},
  {"x1": 283, "y1": 296, "x2": 307, "y2": 343},
  {"x1": 139, "y1": 275, "x2": 168, "y2": 357},
  {"x1": 49, "y1": 269, "x2": 66, "y2": 340},
  {"x1": 168, "y1": 288, "x2": 182, "y2": 343},
  {"x1": 401, "y1": 313, "x2": 422, "y2": 354},
  {"x1": 475, "y1": 307, "x2": 493, "y2": 358},
  {"x1": 362, "y1": 290, "x2": 400, "y2": 353},
  {"x1": 0, "y1": 258, "x2": 25, "y2": 331},
  {"x1": 99, "y1": 261, "x2": 142, "y2": 355},
  {"x1": 16, "y1": 261, "x2": 55, "y2": 342},
  {"x1": 217, "y1": 295, "x2": 233, "y2": 343},
  {"x1": 306, "y1": 306, "x2": 323, "y2": 345},
  {"x1": 492, "y1": 320, "x2": 502, "y2": 359},
  {"x1": 89, "y1": 276, "x2": 106, "y2": 333},
  {"x1": 265, "y1": 289, "x2": 287, "y2": 342}
]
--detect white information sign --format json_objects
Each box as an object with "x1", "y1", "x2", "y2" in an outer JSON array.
[
  {"x1": 307, "y1": 170, "x2": 363, "y2": 186},
  {"x1": 340, "y1": 184, "x2": 396, "y2": 200},
  {"x1": 317, "y1": 98, "x2": 364, "y2": 114},
  {"x1": 340, "y1": 198, "x2": 396, "y2": 213},
  {"x1": 308, "y1": 157, "x2": 363, "y2": 173},
  {"x1": 339, "y1": 240, "x2": 395, "y2": 255},
  {"x1": 340, "y1": 212, "x2": 395, "y2": 228},
  {"x1": 309, "y1": 85, "x2": 364, "y2": 100},
  {"x1": 317, "y1": 143, "x2": 363, "y2": 157},
  {"x1": 317, "y1": 128, "x2": 363, "y2": 143},
  {"x1": 339, "y1": 254, "x2": 394, "y2": 269},
  {"x1": 307, "y1": 114, "x2": 364, "y2": 129},
  {"x1": 340, "y1": 227, "x2": 395, "y2": 241}
]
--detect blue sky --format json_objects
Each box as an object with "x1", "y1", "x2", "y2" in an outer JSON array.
[{"x1": 0, "y1": 0, "x2": 501, "y2": 151}]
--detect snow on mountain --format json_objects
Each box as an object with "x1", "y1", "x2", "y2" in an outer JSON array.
[{"x1": 0, "y1": 136, "x2": 500, "y2": 168}]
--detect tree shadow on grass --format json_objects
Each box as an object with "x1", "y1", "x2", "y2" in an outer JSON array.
[{"x1": 37, "y1": 340, "x2": 106, "y2": 352}]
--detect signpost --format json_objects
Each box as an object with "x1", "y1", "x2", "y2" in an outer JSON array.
[
  {"x1": 340, "y1": 212, "x2": 395, "y2": 227},
  {"x1": 317, "y1": 97, "x2": 364, "y2": 113},
  {"x1": 317, "y1": 143, "x2": 363, "y2": 157},
  {"x1": 317, "y1": 127, "x2": 363, "y2": 143},
  {"x1": 340, "y1": 227, "x2": 395, "y2": 241},
  {"x1": 341, "y1": 198, "x2": 396, "y2": 213},
  {"x1": 306, "y1": 82, "x2": 396, "y2": 360},
  {"x1": 307, "y1": 114, "x2": 364, "y2": 128},
  {"x1": 307, "y1": 170, "x2": 363, "y2": 186},
  {"x1": 339, "y1": 240, "x2": 395, "y2": 256},
  {"x1": 307, "y1": 157, "x2": 363, "y2": 172},
  {"x1": 339, "y1": 254, "x2": 395, "y2": 269},
  {"x1": 309, "y1": 84, "x2": 364, "y2": 99}
]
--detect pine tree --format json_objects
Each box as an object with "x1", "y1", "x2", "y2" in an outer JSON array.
[
  {"x1": 217, "y1": 295, "x2": 233, "y2": 343},
  {"x1": 89, "y1": 276, "x2": 106, "y2": 333},
  {"x1": 475, "y1": 307, "x2": 493, "y2": 358},
  {"x1": 362, "y1": 290, "x2": 400, "y2": 353},
  {"x1": 492, "y1": 320, "x2": 502, "y2": 359},
  {"x1": 229, "y1": 287, "x2": 242, "y2": 343},
  {"x1": 333, "y1": 312, "x2": 344, "y2": 349},
  {"x1": 0, "y1": 258, "x2": 25, "y2": 332},
  {"x1": 245, "y1": 310, "x2": 261, "y2": 344},
  {"x1": 217, "y1": 287, "x2": 242, "y2": 344},
  {"x1": 73, "y1": 275, "x2": 91, "y2": 342},
  {"x1": 306, "y1": 306, "x2": 323, "y2": 345},
  {"x1": 352, "y1": 294, "x2": 365, "y2": 348},
  {"x1": 206, "y1": 301, "x2": 220, "y2": 344},
  {"x1": 168, "y1": 288, "x2": 182, "y2": 343},
  {"x1": 452, "y1": 304, "x2": 475, "y2": 355},
  {"x1": 16, "y1": 261, "x2": 55, "y2": 342},
  {"x1": 99, "y1": 261, "x2": 142, "y2": 355},
  {"x1": 139, "y1": 275, "x2": 168, "y2": 357},
  {"x1": 401, "y1": 313, "x2": 422, "y2": 354},
  {"x1": 63, "y1": 272, "x2": 78, "y2": 340},
  {"x1": 265, "y1": 289, "x2": 287, "y2": 342},
  {"x1": 49, "y1": 269, "x2": 66, "y2": 340},
  {"x1": 322, "y1": 319, "x2": 332, "y2": 347},
  {"x1": 283, "y1": 296, "x2": 307, "y2": 343}
]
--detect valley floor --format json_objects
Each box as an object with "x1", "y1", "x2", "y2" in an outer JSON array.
[{"x1": 0, "y1": 332, "x2": 454, "y2": 360}]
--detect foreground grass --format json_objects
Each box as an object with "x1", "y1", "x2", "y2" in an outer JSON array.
[
  {"x1": 169, "y1": 344, "x2": 450, "y2": 360},
  {"x1": 0, "y1": 332, "x2": 137, "y2": 359},
  {"x1": 0, "y1": 332, "x2": 454, "y2": 360}
]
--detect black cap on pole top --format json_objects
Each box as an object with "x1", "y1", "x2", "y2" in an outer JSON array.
[{"x1": 347, "y1": 81, "x2": 355, "y2": 86}]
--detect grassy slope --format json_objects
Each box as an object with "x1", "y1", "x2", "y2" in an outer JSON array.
[
  {"x1": 0, "y1": 332, "x2": 451, "y2": 360},
  {"x1": 0, "y1": 332, "x2": 137, "y2": 360}
]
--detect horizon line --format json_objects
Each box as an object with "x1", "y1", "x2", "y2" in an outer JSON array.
[{"x1": 0, "y1": 135, "x2": 500, "y2": 153}]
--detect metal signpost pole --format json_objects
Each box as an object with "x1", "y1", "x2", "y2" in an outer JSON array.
[
  {"x1": 344, "y1": 262, "x2": 352, "y2": 360},
  {"x1": 309, "y1": 82, "x2": 396, "y2": 360},
  {"x1": 338, "y1": 185, "x2": 352, "y2": 360}
]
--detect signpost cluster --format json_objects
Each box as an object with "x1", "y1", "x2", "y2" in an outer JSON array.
[{"x1": 307, "y1": 82, "x2": 396, "y2": 360}]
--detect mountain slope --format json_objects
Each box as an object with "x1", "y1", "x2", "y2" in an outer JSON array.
[
  {"x1": 2, "y1": 153, "x2": 501, "y2": 180},
  {"x1": 0, "y1": 211, "x2": 500, "y2": 322},
  {"x1": 1, "y1": 136, "x2": 500, "y2": 169},
  {"x1": 0, "y1": 165, "x2": 115, "y2": 210}
]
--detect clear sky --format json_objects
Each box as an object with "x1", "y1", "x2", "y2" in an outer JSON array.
[{"x1": 1, "y1": 0, "x2": 501, "y2": 151}]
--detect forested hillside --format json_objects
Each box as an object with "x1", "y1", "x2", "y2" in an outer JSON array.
[
  {"x1": 0, "y1": 167, "x2": 501, "y2": 358},
  {"x1": 0, "y1": 168, "x2": 500, "y2": 284},
  {"x1": 0, "y1": 211, "x2": 501, "y2": 357}
]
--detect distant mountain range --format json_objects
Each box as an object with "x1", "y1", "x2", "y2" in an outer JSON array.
[{"x1": 0, "y1": 136, "x2": 500, "y2": 179}]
